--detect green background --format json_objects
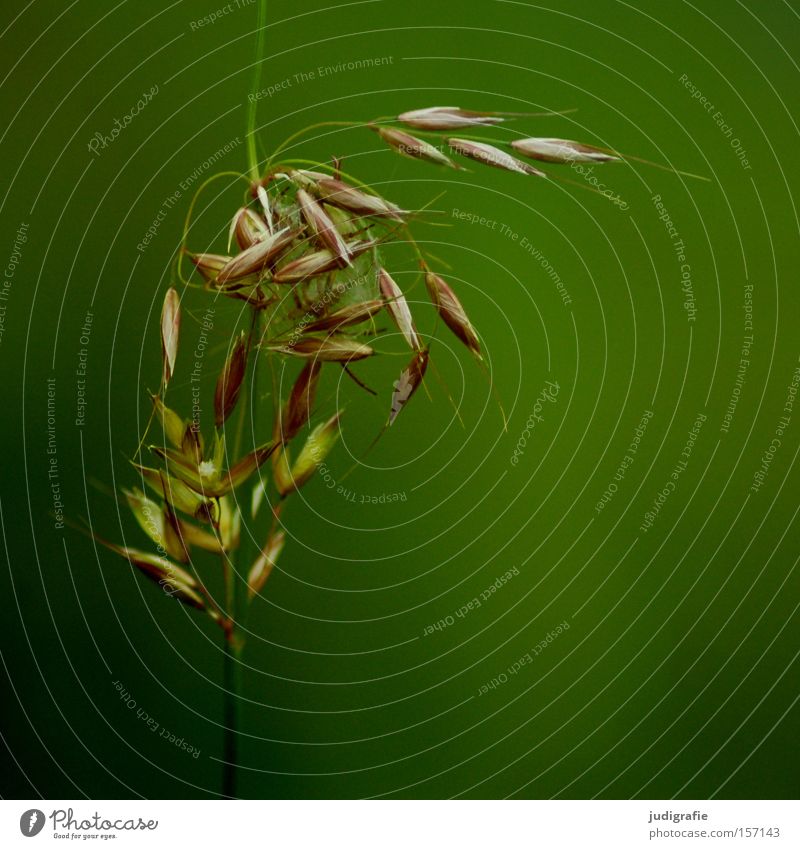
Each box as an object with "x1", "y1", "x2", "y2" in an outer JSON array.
[{"x1": 1, "y1": 0, "x2": 798, "y2": 799}]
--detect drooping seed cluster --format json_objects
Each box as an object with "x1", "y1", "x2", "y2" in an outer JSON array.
[{"x1": 97, "y1": 105, "x2": 622, "y2": 625}]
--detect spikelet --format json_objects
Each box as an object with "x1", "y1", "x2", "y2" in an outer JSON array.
[
  {"x1": 425, "y1": 272, "x2": 481, "y2": 359},
  {"x1": 375, "y1": 126, "x2": 459, "y2": 169},
  {"x1": 160, "y1": 288, "x2": 180, "y2": 386},
  {"x1": 511, "y1": 137, "x2": 619, "y2": 164},
  {"x1": 447, "y1": 138, "x2": 546, "y2": 176},
  {"x1": 379, "y1": 268, "x2": 421, "y2": 351},
  {"x1": 214, "y1": 333, "x2": 248, "y2": 428},
  {"x1": 398, "y1": 107, "x2": 506, "y2": 130}
]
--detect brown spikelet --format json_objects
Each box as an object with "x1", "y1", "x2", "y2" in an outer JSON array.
[
  {"x1": 230, "y1": 206, "x2": 270, "y2": 250},
  {"x1": 379, "y1": 268, "x2": 421, "y2": 351},
  {"x1": 375, "y1": 126, "x2": 459, "y2": 169},
  {"x1": 160, "y1": 287, "x2": 181, "y2": 386},
  {"x1": 397, "y1": 107, "x2": 505, "y2": 130},
  {"x1": 315, "y1": 178, "x2": 406, "y2": 219},
  {"x1": 214, "y1": 333, "x2": 248, "y2": 428},
  {"x1": 302, "y1": 300, "x2": 384, "y2": 333},
  {"x1": 282, "y1": 360, "x2": 322, "y2": 440},
  {"x1": 425, "y1": 272, "x2": 481, "y2": 359},
  {"x1": 267, "y1": 336, "x2": 374, "y2": 362},
  {"x1": 511, "y1": 137, "x2": 619, "y2": 164},
  {"x1": 447, "y1": 138, "x2": 546, "y2": 177},
  {"x1": 180, "y1": 422, "x2": 204, "y2": 465},
  {"x1": 189, "y1": 252, "x2": 231, "y2": 281},
  {"x1": 217, "y1": 227, "x2": 298, "y2": 283},
  {"x1": 296, "y1": 188, "x2": 352, "y2": 263},
  {"x1": 93, "y1": 534, "x2": 205, "y2": 610},
  {"x1": 162, "y1": 501, "x2": 191, "y2": 563},
  {"x1": 272, "y1": 239, "x2": 378, "y2": 284}
]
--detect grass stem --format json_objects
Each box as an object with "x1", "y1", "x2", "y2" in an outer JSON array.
[
  {"x1": 246, "y1": 0, "x2": 268, "y2": 182},
  {"x1": 221, "y1": 634, "x2": 241, "y2": 797}
]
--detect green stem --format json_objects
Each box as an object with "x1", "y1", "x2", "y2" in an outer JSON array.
[
  {"x1": 222, "y1": 634, "x2": 241, "y2": 798},
  {"x1": 219, "y1": 305, "x2": 263, "y2": 798},
  {"x1": 222, "y1": 0, "x2": 269, "y2": 789},
  {"x1": 246, "y1": 0, "x2": 269, "y2": 182}
]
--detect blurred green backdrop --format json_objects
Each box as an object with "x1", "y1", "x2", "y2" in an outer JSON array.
[{"x1": 1, "y1": 0, "x2": 798, "y2": 799}]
